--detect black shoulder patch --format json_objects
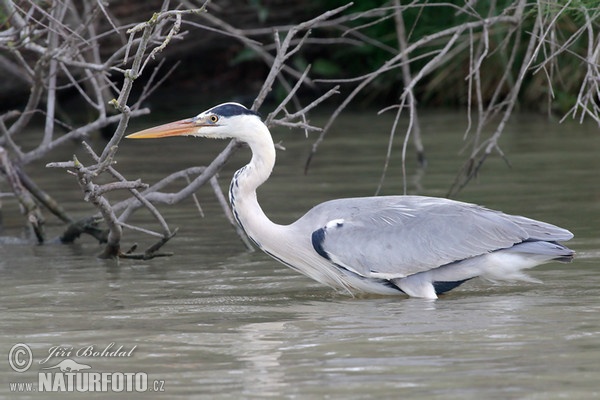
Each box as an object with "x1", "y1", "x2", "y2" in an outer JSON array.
[
  {"x1": 311, "y1": 228, "x2": 330, "y2": 260},
  {"x1": 208, "y1": 103, "x2": 260, "y2": 118}
]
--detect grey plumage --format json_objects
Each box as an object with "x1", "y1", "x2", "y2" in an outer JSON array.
[{"x1": 303, "y1": 195, "x2": 572, "y2": 279}]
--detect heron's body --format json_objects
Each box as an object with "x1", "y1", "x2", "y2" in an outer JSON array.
[{"x1": 128, "y1": 102, "x2": 574, "y2": 299}]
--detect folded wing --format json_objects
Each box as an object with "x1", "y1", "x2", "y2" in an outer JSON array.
[{"x1": 306, "y1": 196, "x2": 572, "y2": 279}]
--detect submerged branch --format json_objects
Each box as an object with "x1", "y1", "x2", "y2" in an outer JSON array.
[{"x1": 119, "y1": 229, "x2": 178, "y2": 260}]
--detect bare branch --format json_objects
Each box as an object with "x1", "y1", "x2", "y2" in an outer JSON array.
[
  {"x1": 0, "y1": 147, "x2": 45, "y2": 243},
  {"x1": 305, "y1": 11, "x2": 523, "y2": 172},
  {"x1": 210, "y1": 176, "x2": 254, "y2": 251}
]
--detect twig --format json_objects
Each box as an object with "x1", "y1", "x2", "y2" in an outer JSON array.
[
  {"x1": 0, "y1": 146, "x2": 45, "y2": 243},
  {"x1": 252, "y1": 3, "x2": 352, "y2": 110},
  {"x1": 209, "y1": 176, "x2": 254, "y2": 251}
]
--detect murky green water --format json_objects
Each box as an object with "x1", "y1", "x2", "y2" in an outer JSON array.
[{"x1": 1, "y1": 111, "x2": 599, "y2": 399}]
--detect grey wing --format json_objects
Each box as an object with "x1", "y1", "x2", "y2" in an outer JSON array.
[{"x1": 307, "y1": 196, "x2": 573, "y2": 279}]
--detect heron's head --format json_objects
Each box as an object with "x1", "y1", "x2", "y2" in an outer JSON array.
[{"x1": 126, "y1": 102, "x2": 262, "y2": 141}]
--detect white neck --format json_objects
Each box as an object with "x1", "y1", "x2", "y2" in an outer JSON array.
[
  {"x1": 228, "y1": 120, "x2": 281, "y2": 249},
  {"x1": 225, "y1": 116, "x2": 350, "y2": 290}
]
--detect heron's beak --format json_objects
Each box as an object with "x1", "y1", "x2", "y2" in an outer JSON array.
[{"x1": 126, "y1": 118, "x2": 198, "y2": 139}]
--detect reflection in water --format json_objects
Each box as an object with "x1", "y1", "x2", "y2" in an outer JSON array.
[
  {"x1": 237, "y1": 322, "x2": 286, "y2": 396},
  {"x1": 0, "y1": 112, "x2": 599, "y2": 398}
]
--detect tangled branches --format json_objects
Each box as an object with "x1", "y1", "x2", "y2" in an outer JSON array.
[
  {"x1": 1, "y1": 0, "x2": 205, "y2": 257},
  {"x1": 0, "y1": 0, "x2": 349, "y2": 258},
  {"x1": 0, "y1": 0, "x2": 598, "y2": 259}
]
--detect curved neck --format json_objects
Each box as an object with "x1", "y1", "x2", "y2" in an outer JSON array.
[{"x1": 228, "y1": 123, "x2": 280, "y2": 247}]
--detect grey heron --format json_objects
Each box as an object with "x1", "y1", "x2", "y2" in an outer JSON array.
[{"x1": 127, "y1": 102, "x2": 574, "y2": 299}]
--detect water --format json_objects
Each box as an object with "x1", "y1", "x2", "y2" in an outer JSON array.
[{"x1": 1, "y1": 111, "x2": 599, "y2": 399}]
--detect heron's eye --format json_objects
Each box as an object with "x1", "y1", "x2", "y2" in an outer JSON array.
[{"x1": 209, "y1": 115, "x2": 219, "y2": 123}]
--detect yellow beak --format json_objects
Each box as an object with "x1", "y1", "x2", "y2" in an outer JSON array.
[{"x1": 126, "y1": 118, "x2": 198, "y2": 139}]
